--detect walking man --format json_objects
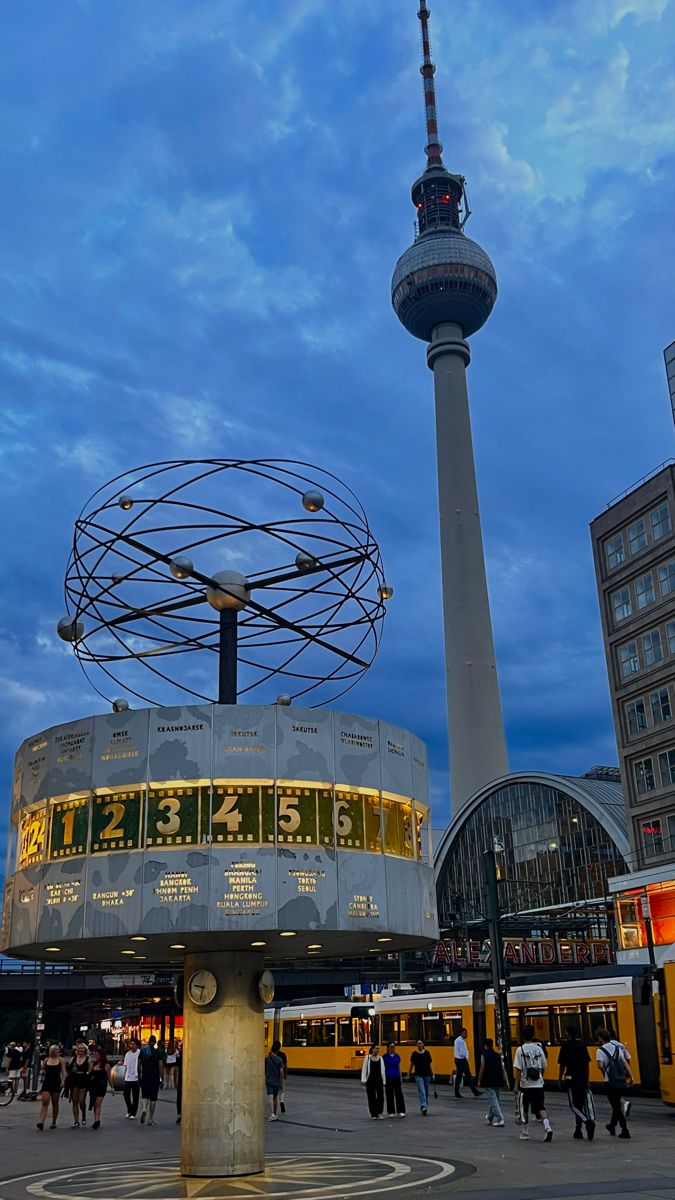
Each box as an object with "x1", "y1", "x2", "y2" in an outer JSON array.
[
  {"x1": 453, "y1": 1027, "x2": 481, "y2": 1098},
  {"x1": 122, "y1": 1038, "x2": 140, "y2": 1119},
  {"x1": 139, "y1": 1035, "x2": 164, "y2": 1125},
  {"x1": 477, "y1": 1037, "x2": 509, "y2": 1126},
  {"x1": 408, "y1": 1038, "x2": 434, "y2": 1115},
  {"x1": 513, "y1": 1024, "x2": 553, "y2": 1142},
  {"x1": 558, "y1": 1025, "x2": 595, "y2": 1140},
  {"x1": 596, "y1": 1027, "x2": 633, "y2": 1139}
]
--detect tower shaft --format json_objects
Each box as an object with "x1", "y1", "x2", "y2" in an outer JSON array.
[{"x1": 428, "y1": 324, "x2": 508, "y2": 806}]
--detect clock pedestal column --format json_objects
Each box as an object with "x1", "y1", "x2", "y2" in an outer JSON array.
[{"x1": 181, "y1": 950, "x2": 265, "y2": 1178}]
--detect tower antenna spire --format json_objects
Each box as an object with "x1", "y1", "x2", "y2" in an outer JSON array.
[{"x1": 418, "y1": 3, "x2": 444, "y2": 170}]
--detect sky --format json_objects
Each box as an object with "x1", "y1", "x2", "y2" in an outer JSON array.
[{"x1": 0, "y1": 0, "x2": 674, "y2": 846}]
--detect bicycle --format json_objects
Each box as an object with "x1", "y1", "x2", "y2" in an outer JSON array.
[{"x1": 0, "y1": 1077, "x2": 16, "y2": 1106}]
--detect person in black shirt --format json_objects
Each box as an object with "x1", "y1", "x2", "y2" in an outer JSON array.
[
  {"x1": 139, "y1": 1036, "x2": 164, "y2": 1126},
  {"x1": 408, "y1": 1039, "x2": 434, "y2": 1115},
  {"x1": 477, "y1": 1038, "x2": 510, "y2": 1126},
  {"x1": 558, "y1": 1025, "x2": 594, "y2": 1140},
  {"x1": 271, "y1": 1041, "x2": 288, "y2": 1113},
  {"x1": 18, "y1": 1041, "x2": 33, "y2": 1099}
]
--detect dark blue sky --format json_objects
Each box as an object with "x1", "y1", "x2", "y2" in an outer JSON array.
[{"x1": 0, "y1": 0, "x2": 673, "y2": 837}]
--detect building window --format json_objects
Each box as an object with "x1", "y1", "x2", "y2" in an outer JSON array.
[
  {"x1": 634, "y1": 758, "x2": 655, "y2": 794},
  {"x1": 636, "y1": 572, "x2": 655, "y2": 609},
  {"x1": 619, "y1": 641, "x2": 639, "y2": 677},
  {"x1": 642, "y1": 819, "x2": 664, "y2": 857},
  {"x1": 651, "y1": 503, "x2": 672, "y2": 542},
  {"x1": 658, "y1": 559, "x2": 675, "y2": 597},
  {"x1": 605, "y1": 533, "x2": 625, "y2": 570},
  {"x1": 669, "y1": 813, "x2": 675, "y2": 852},
  {"x1": 627, "y1": 698, "x2": 647, "y2": 735},
  {"x1": 659, "y1": 749, "x2": 675, "y2": 787},
  {"x1": 651, "y1": 688, "x2": 672, "y2": 726},
  {"x1": 628, "y1": 518, "x2": 648, "y2": 555},
  {"x1": 611, "y1": 587, "x2": 632, "y2": 622},
  {"x1": 668, "y1": 622, "x2": 675, "y2": 655},
  {"x1": 642, "y1": 630, "x2": 663, "y2": 667}
]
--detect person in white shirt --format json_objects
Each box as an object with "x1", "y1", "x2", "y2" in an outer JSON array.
[
  {"x1": 513, "y1": 1025, "x2": 553, "y2": 1142},
  {"x1": 595, "y1": 1027, "x2": 633, "y2": 1139},
  {"x1": 453, "y1": 1028, "x2": 481, "y2": 1098},
  {"x1": 122, "y1": 1038, "x2": 140, "y2": 1119}
]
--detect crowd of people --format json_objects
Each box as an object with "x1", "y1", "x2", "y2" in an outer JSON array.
[
  {"x1": 4, "y1": 1022, "x2": 636, "y2": 1142},
  {"x1": 356, "y1": 1023, "x2": 635, "y2": 1141}
]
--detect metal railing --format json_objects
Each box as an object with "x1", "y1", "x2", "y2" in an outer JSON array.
[{"x1": 606, "y1": 459, "x2": 674, "y2": 508}]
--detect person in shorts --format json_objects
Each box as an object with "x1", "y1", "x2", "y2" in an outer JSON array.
[
  {"x1": 265, "y1": 1048, "x2": 285, "y2": 1121},
  {"x1": 514, "y1": 1025, "x2": 553, "y2": 1142},
  {"x1": 139, "y1": 1036, "x2": 164, "y2": 1126}
]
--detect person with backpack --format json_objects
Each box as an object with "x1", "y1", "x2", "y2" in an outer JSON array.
[
  {"x1": 513, "y1": 1024, "x2": 553, "y2": 1142},
  {"x1": 477, "y1": 1037, "x2": 510, "y2": 1126},
  {"x1": 558, "y1": 1025, "x2": 595, "y2": 1140},
  {"x1": 596, "y1": 1027, "x2": 633, "y2": 1138}
]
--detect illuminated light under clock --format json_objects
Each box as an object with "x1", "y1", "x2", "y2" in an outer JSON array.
[
  {"x1": 121, "y1": 950, "x2": 135, "y2": 956},
  {"x1": 130, "y1": 936, "x2": 147, "y2": 942},
  {"x1": 45, "y1": 946, "x2": 60, "y2": 952},
  {"x1": 170, "y1": 944, "x2": 186, "y2": 950},
  {"x1": 377, "y1": 937, "x2": 393, "y2": 943},
  {"x1": 250, "y1": 941, "x2": 266, "y2": 947},
  {"x1": 279, "y1": 931, "x2": 296, "y2": 937}
]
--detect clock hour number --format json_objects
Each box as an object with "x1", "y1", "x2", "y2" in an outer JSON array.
[
  {"x1": 61, "y1": 808, "x2": 76, "y2": 846},
  {"x1": 278, "y1": 794, "x2": 301, "y2": 833},
  {"x1": 335, "y1": 800, "x2": 352, "y2": 837},
  {"x1": 212, "y1": 792, "x2": 242, "y2": 832},
  {"x1": 156, "y1": 795, "x2": 181, "y2": 836},
  {"x1": 100, "y1": 801, "x2": 125, "y2": 840}
]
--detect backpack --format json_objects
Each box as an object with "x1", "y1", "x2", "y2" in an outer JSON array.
[
  {"x1": 600, "y1": 1044, "x2": 628, "y2": 1086},
  {"x1": 521, "y1": 1046, "x2": 542, "y2": 1082}
]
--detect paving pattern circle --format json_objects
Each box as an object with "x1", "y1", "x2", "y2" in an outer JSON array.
[{"x1": 1, "y1": 1154, "x2": 457, "y2": 1199}]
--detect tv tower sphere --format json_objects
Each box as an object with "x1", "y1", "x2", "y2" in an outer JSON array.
[{"x1": 391, "y1": 224, "x2": 497, "y2": 341}]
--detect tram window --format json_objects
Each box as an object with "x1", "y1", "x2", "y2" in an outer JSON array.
[
  {"x1": 586, "y1": 1003, "x2": 618, "y2": 1041},
  {"x1": 509, "y1": 1008, "x2": 521, "y2": 1047},
  {"x1": 523, "y1": 1007, "x2": 552, "y2": 1045},
  {"x1": 380, "y1": 1014, "x2": 398, "y2": 1044},
  {"x1": 552, "y1": 1006, "x2": 583, "y2": 1044},
  {"x1": 443, "y1": 1012, "x2": 463, "y2": 1042},
  {"x1": 306, "y1": 1018, "x2": 336, "y2": 1046},
  {"x1": 337, "y1": 1016, "x2": 372, "y2": 1046},
  {"x1": 284, "y1": 1020, "x2": 308, "y2": 1047}
]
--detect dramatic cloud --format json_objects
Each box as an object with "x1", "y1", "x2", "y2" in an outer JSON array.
[{"x1": 0, "y1": 0, "x2": 673, "y2": 858}]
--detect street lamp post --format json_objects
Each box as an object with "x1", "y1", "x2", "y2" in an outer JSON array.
[{"x1": 484, "y1": 847, "x2": 512, "y2": 1082}]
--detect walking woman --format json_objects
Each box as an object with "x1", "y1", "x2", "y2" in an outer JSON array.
[
  {"x1": 382, "y1": 1042, "x2": 406, "y2": 1117},
  {"x1": 36, "y1": 1045, "x2": 66, "y2": 1130},
  {"x1": 68, "y1": 1042, "x2": 90, "y2": 1128},
  {"x1": 87, "y1": 1049, "x2": 112, "y2": 1130},
  {"x1": 164, "y1": 1040, "x2": 177, "y2": 1089},
  {"x1": 361, "y1": 1045, "x2": 385, "y2": 1119}
]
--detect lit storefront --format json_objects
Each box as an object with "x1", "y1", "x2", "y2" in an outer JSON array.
[{"x1": 611, "y1": 864, "x2": 675, "y2": 964}]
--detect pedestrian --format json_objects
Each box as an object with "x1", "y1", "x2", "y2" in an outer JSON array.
[
  {"x1": 271, "y1": 1041, "x2": 288, "y2": 1114},
  {"x1": 513, "y1": 1024, "x2": 553, "y2": 1142},
  {"x1": 36, "y1": 1045, "x2": 66, "y2": 1131},
  {"x1": 7, "y1": 1042, "x2": 22, "y2": 1091},
  {"x1": 265, "y1": 1045, "x2": 285, "y2": 1121},
  {"x1": 360, "y1": 1045, "x2": 385, "y2": 1119},
  {"x1": 382, "y1": 1042, "x2": 406, "y2": 1118},
  {"x1": 477, "y1": 1037, "x2": 509, "y2": 1126},
  {"x1": 596, "y1": 1026, "x2": 633, "y2": 1139},
  {"x1": 408, "y1": 1038, "x2": 434, "y2": 1116},
  {"x1": 87, "y1": 1049, "x2": 111, "y2": 1130},
  {"x1": 453, "y1": 1027, "x2": 482, "y2": 1098},
  {"x1": 558, "y1": 1025, "x2": 595, "y2": 1141},
  {"x1": 164, "y1": 1039, "x2": 177, "y2": 1089},
  {"x1": 68, "y1": 1042, "x2": 90, "y2": 1128},
  {"x1": 18, "y1": 1040, "x2": 33, "y2": 1099},
  {"x1": 175, "y1": 1047, "x2": 182, "y2": 1125},
  {"x1": 139, "y1": 1036, "x2": 164, "y2": 1125},
  {"x1": 122, "y1": 1038, "x2": 140, "y2": 1119}
]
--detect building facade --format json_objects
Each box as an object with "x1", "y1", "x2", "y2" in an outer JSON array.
[
  {"x1": 590, "y1": 462, "x2": 675, "y2": 869},
  {"x1": 434, "y1": 770, "x2": 630, "y2": 933}
]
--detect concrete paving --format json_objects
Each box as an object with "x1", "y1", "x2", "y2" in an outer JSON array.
[{"x1": 0, "y1": 1076, "x2": 673, "y2": 1199}]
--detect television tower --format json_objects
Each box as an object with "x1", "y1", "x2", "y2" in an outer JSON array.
[{"x1": 391, "y1": 3, "x2": 508, "y2": 811}]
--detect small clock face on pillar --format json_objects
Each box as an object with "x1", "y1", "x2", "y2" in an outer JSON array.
[{"x1": 187, "y1": 969, "x2": 218, "y2": 1007}]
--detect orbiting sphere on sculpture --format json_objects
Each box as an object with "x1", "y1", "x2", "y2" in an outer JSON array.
[
  {"x1": 391, "y1": 230, "x2": 497, "y2": 341},
  {"x1": 59, "y1": 459, "x2": 389, "y2": 709}
]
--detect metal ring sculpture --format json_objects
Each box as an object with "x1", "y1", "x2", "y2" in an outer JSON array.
[{"x1": 60, "y1": 459, "x2": 391, "y2": 708}]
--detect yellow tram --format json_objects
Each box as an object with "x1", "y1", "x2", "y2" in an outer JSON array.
[{"x1": 655, "y1": 960, "x2": 675, "y2": 1104}]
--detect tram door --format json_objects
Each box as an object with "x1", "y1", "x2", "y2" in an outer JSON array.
[{"x1": 634, "y1": 975, "x2": 659, "y2": 1090}]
